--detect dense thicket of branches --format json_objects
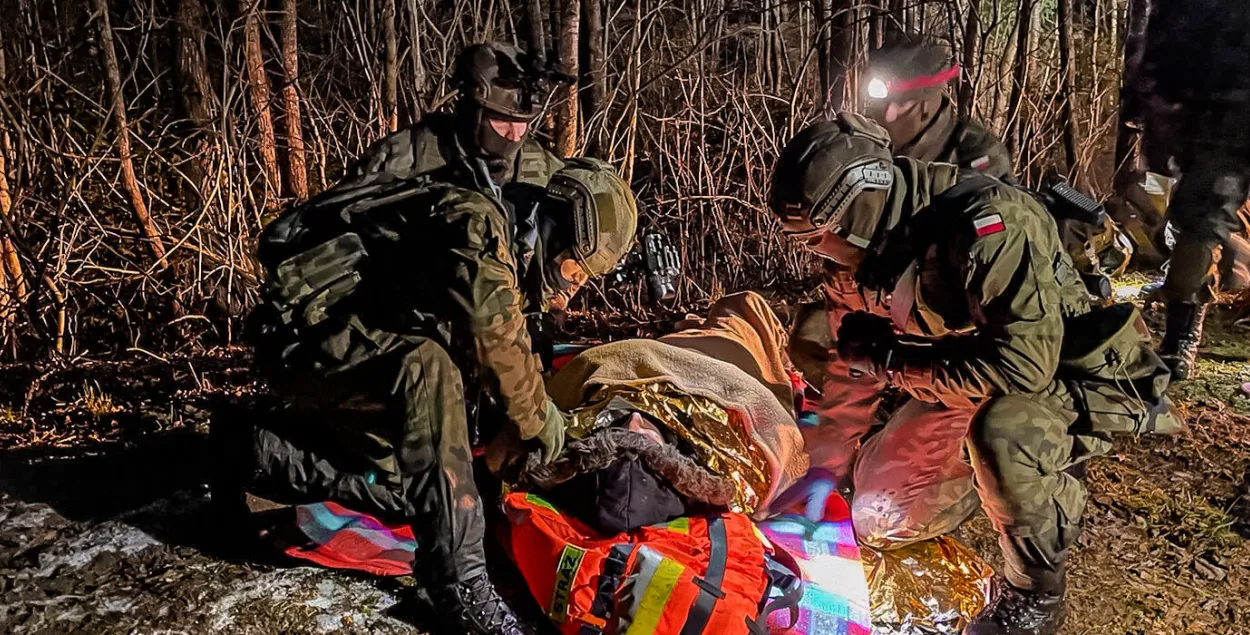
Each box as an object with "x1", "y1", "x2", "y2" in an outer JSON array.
[{"x1": 0, "y1": 0, "x2": 1128, "y2": 357}]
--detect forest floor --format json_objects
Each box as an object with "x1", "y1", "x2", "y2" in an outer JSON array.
[{"x1": 1, "y1": 295, "x2": 1248, "y2": 634}]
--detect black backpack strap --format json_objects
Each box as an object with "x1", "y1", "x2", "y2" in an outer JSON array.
[
  {"x1": 679, "y1": 516, "x2": 729, "y2": 635},
  {"x1": 746, "y1": 554, "x2": 805, "y2": 634}
]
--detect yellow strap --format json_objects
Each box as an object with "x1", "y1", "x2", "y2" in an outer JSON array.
[
  {"x1": 659, "y1": 517, "x2": 690, "y2": 534},
  {"x1": 549, "y1": 544, "x2": 586, "y2": 623},
  {"x1": 525, "y1": 493, "x2": 558, "y2": 514},
  {"x1": 624, "y1": 558, "x2": 685, "y2": 635}
]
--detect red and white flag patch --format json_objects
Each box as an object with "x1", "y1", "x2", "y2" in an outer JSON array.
[
  {"x1": 970, "y1": 155, "x2": 991, "y2": 170},
  {"x1": 973, "y1": 214, "x2": 1006, "y2": 237}
]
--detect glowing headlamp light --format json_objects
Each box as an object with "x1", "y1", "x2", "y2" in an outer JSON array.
[{"x1": 867, "y1": 78, "x2": 890, "y2": 100}]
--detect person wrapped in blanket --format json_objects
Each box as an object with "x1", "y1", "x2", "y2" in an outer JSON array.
[{"x1": 500, "y1": 291, "x2": 809, "y2": 534}]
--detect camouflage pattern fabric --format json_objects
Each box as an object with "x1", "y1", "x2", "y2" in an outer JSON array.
[
  {"x1": 253, "y1": 184, "x2": 564, "y2": 584},
  {"x1": 789, "y1": 168, "x2": 1098, "y2": 592},
  {"x1": 344, "y1": 185, "x2": 558, "y2": 442},
  {"x1": 893, "y1": 97, "x2": 1014, "y2": 181},
  {"x1": 332, "y1": 112, "x2": 563, "y2": 192},
  {"x1": 253, "y1": 336, "x2": 489, "y2": 578}
]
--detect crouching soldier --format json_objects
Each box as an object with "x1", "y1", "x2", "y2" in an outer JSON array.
[
  {"x1": 770, "y1": 113, "x2": 1177, "y2": 635},
  {"x1": 220, "y1": 158, "x2": 636, "y2": 635}
]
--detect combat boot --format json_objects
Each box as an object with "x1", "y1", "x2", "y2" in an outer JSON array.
[
  {"x1": 207, "y1": 413, "x2": 259, "y2": 522},
  {"x1": 1159, "y1": 301, "x2": 1207, "y2": 381},
  {"x1": 426, "y1": 570, "x2": 537, "y2": 635},
  {"x1": 963, "y1": 578, "x2": 1066, "y2": 635}
]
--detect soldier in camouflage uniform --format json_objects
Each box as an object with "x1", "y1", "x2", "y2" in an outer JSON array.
[
  {"x1": 864, "y1": 34, "x2": 1013, "y2": 180},
  {"x1": 235, "y1": 159, "x2": 636, "y2": 635},
  {"x1": 865, "y1": 34, "x2": 1132, "y2": 292},
  {"x1": 217, "y1": 43, "x2": 639, "y2": 635},
  {"x1": 1128, "y1": 1, "x2": 1250, "y2": 379},
  {"x1": 771, "y1": 113, "x2": 1120, "y2": 635}
]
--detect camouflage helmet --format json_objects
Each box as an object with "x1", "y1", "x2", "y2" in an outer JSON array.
[
  {"x1": 547, "y1": 158, "x2": 639, "y2": 276},
  {"x1": 866, "y1": 34, "x2": 957, "y2": 102},
  {"x1": 769, "y1": 112, "x2": 897, "y2": 250},
  {"x1": 453, "y1": 42, "x2": 547, "y2": 121}
]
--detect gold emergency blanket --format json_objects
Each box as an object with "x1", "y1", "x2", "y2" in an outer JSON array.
[
  {"x1": 547, "y1": 292, "x2": 809, "y2": 514},
  {"x1": 862, "y1": 536, "x2": 994, "y2": 634},
  {"x1": 566, "y1": 381, "x2": 771, "y2": 514}
]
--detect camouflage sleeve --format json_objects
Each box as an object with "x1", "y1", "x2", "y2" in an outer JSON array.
[
  {"x1": 894, "y1": 201, "x2": 1064, "y2": 402},
  {"x1": 345, "y1": 130, "x2": 419, "y2": 181},
  {"x1": 959, "y1": 122, "x2": 1015, "y2": 182},
  {"x1": 447, "y1": 195, "x2": 554, "y2": 440}
]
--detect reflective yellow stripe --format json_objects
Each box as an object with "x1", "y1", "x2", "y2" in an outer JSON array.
[
  {"x1": 549, "y1": 544, "x2": 586, "y2": 623},
  {"x1": 661, "y1": 518, "x2": 690, "y2": 534},
  {"x1": 624, "y1": 558, "x2": 685, "y2": 635},
  {"x1": 525, "y1": 493, "x2": 558, "y2": 513}
]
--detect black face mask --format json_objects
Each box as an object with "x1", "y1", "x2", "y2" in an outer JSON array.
[
  {"x1": 457, "y1": 103, "x2": 528, "y2": 184},
  {"x1": 476, "y1": 114, "x2": 525, "y2": 179}
]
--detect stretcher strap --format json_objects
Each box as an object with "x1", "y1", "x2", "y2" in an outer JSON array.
[
  {"x1": 579, "y1": 544, "x2": 635, "y2": 635},
  {"x1": 679, "y1": 517, "x2": 728, "y2": 635}
]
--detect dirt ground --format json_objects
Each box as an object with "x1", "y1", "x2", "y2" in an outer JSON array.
[{"x1": 1, "y1": 302, "x2": 1248, "y2": 634}]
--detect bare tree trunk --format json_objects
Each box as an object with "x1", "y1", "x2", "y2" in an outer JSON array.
[
  {"x1": 554, "y1": 0, "x2": 579, "y2": 156},
  {"x1": 244, "y1": 0, "x2": 281, "y2": 210},
  {"x1": 174, "y1": 0, "x2": 216, "y2": 138},
  {"x1": 958, "y1": 0, "x2": 981, "y2": 120},
  {"x1": 580, "y1": 0, "x2": 605, "y2": 155},
  {"x1": 887, "y1": 0, "x2": 906, "y2": 32},
  {"x1": 0, "y1": 133, "x2": 25, "y2": 328},
  {"x1": 94, "y1": 0, "x2": 168, "y2": 267},
  {"x1": 407, "y1": 0, "x2": 428, "y2": 118},
  {"x1": 525, "y1": 0, "x2": 547, "y2": 58},
  {"x1": 1114, "y1": 0, "x2": 1153, "y2": 191},
  {"x1": 828, "y1": 0, "x2": 857, "y2": 112},
  {"x1": 0, "y1": 26, "x2": 25, "y2": 329},
  {"x1": 816, "y1": 0, "x2": 834, "y2": 112},
  {"x1": 381, "y1": 0, "x2": 399, "y2": 133},
  {"x1": 1003, "y1": 0, "x2": 1035, "y2": 156},
  {"x1": 280, "y1": 0, "x2": 308, "y2": 201},
  {"x1": 1057, "y1": 0, "x2": 1079, "y2": 176}
]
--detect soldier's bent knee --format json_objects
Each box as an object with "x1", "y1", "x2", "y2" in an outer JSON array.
[{"x1": 970, "y1": 395, "x2": 1052, "y2": 452}]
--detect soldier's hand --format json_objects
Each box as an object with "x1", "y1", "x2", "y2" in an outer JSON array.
[
  {"x1": 835, "y1": 312, "x2": 896, "y2": 377},
  {"x1": 534, "y1": 401, "x2": 567, "y2": 464}
]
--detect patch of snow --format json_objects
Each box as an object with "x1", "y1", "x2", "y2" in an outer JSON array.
[
  {"x1": 0, "y1": 504, "x2": 59, "y2": 531},
  {"x1": 36, "y1": 521, "x2": 161, "y2": 576},
  {"x1": 206, "y1": 568, "x2": 405, "y2": 633},
  {"x1": 99, "y1": 596, "x2": 138, "y2": 614}
]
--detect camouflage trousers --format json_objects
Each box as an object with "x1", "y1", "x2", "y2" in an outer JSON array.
[
  {"x1": 253, "y1": 335, "x2": 487, "y2": 581},
  {"x1": 792, "y1": 309, "x2": 1103, "y2": 592}
]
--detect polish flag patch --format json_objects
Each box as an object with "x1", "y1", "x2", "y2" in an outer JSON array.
[
  {"x1": 973, "y1": 214, "x2": 1006, "y2": 237},
  {"x1": 970, "y1": 155, "x2": 991, "y2": 170}
]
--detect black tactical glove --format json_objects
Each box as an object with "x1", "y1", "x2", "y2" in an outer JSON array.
[{"x1": 836, "y1": 312, "x2": 898, "y2": 379}]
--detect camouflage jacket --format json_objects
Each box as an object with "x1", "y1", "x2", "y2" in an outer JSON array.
[
  {"x1": 258, "y1": 115, "x2": 564, "y2": 440},
  {"x1": 896, "y1": 97, "x2": 1014, "y2": 181},
  {"x1": 332, "y1": 112, "x2": 564, "y2": 191},
  {"x1": 351, "y1": 185, "x2": 555, "y2": 439},
  {"x1": 887, "y1": 172, "x2": 1091, "y2": 406}
]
